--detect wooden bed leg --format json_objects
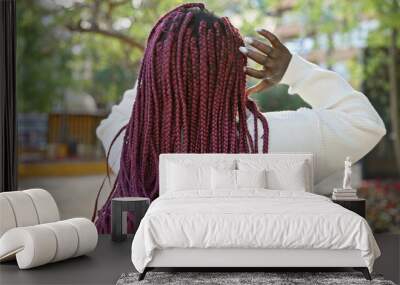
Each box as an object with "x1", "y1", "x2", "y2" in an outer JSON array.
[
  {"x1": 138, "y1": 268, "x2": 148, "y2": 281},
  {"x1": 354, "y1": 267, "x2": 372, "y2": 280},
  {"x1": 361, "y1": 268, "x2": 372, "y2": 280}
]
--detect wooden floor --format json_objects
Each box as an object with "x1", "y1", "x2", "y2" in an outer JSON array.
[{"x1": 1, "y1": 234, "x2": 398, "y2": 285}]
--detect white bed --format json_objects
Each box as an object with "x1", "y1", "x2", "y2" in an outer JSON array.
[{"x1": 131, "y1": 153, "x2": 380, "y2": 280}]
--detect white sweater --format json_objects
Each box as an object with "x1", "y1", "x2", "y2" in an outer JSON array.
[{"x1": 96, "y1": 54, "x2": 386, "y2": 186}]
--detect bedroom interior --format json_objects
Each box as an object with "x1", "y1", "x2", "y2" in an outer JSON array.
[{"x1": 1, "y1": 0, "x2": 400, "y2": 285}]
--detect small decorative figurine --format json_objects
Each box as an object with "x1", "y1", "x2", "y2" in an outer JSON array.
[
  {"x1": 342, "y1": 156, "x2": 352, "y2": 190},
  {"x1": 332, "y1": 157, "x2": 358, "y2": 200}
]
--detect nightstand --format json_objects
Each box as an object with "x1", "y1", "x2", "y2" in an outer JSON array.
[
  {"x1": 111, "y1": 197, "x2": 150, "y2": 242},
  {"x1": 332, "y1": 198, "x2": 366, "y2": 218}
]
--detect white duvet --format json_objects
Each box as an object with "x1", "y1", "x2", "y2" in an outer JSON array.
[{"x1": 131, "y1": 190, "x2": 380, "y2": 273}]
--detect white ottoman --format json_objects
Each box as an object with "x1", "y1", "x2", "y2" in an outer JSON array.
[{"x1": 0, "y1": 189, "x2": 98, "y2": 269}]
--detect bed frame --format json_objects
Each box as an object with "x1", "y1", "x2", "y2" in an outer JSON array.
[
  {"x1": 139, "y1": 248, "x2": 371, "y2": 280},
  {"x1": 138, "y1": 153, "x2": 372, "y2": 281}
]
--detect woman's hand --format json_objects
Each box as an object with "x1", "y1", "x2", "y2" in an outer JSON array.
[{"x1": 239, "y1": 29, "x2": 292, "y2": 96}]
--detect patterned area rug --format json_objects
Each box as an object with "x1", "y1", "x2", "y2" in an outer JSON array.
[{"x1": 116, "y1": 271, "x2": 396, "y2": 285}]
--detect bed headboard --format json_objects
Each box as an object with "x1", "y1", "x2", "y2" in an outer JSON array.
[{"x1": 159, "y1": 153, "x2": 314, "y2": 195}]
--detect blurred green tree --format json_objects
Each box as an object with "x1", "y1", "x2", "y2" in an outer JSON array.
[
  {"x1": 282, "y1": 0, "x2": 400, "y2": 173},
  {"x1": 16, "y1": 0, "x2": 258, "y2": 111},
  {"x1": 17, "y1": 0, "x2": 399, "y2": 173},
  {"x1": 17, "y1": 1, "x2": 74, "y2": 112},
  {"x1": 365, "y1": 0, "x2": 400, "y2": 174}
]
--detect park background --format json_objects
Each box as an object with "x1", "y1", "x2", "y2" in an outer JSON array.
[{"x1": 16, "y1": 0, "x2": 399, "y2": 234}]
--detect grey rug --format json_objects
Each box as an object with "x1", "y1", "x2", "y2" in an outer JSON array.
[{"x1": 116, "y1": 272, "x2": 396, "y2": 285}]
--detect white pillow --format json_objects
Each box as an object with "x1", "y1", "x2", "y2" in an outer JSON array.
[
  {"x1": 237, "y1": 159, "x2": 308, "y2": 191},
  {"x1": 211, "y1": 168, "x2": 267, "y2": 190},
  {"x1": 168, "y1": 162, "x2": 211, "y2": 191},
  {"x1": 236, "y1": 169, "x2": 267, "y2": 188},
  {"x1": 266, "y1": 163, "x2": 307, "y2": 191},
  {"x1": 211, "y1": 168, "x2": 236, "y2": 190}
]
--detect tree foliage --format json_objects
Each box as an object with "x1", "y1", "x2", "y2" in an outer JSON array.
[
  {"x1": 17, "y1": 1, "x2": 74, "y2": 112},
  {"x1": 17, "y1": 0, "x2": 399, "y2": 118}
]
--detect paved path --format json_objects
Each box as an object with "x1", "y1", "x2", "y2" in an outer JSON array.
[{"x1": 19, "y1": 175, "x2": 114, "y2": 220}]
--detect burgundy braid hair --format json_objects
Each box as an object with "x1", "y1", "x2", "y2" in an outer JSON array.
[{"x1": 94, "y1": 3, "x2": 269, "y2": 233}]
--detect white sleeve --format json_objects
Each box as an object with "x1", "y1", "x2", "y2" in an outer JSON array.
[
  {"x1": 96, "y1": 82, "x2": 137, "y2": 174},
  {"x1": 252, "y1": 54, "x2": 386, "y2": 183}
]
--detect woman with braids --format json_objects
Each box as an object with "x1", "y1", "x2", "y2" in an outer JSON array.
[{"x1": 95, "y1": 3, "x2": 386, "y2": 233}]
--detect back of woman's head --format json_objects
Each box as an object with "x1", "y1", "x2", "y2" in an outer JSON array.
[
  {"x1": 139, "y1": 3, "x2": 257, "y2": 153},
  {"x1": 95, "y1": 3, "x2": 269, "y2": 233}
]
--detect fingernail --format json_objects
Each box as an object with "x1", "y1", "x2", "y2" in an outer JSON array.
[
  {"x1": 239, "y1": 46, "x2": 248, "y2": 54},
  {"x1": 256, "y1": 28, "x2": 265, "y2": 33},
  {"x1": 243, "y1": 66, "x2": 247, "y2": 71},
  {"x1": 244, "y1": 37, "x2": 253, "y2": 44}
]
